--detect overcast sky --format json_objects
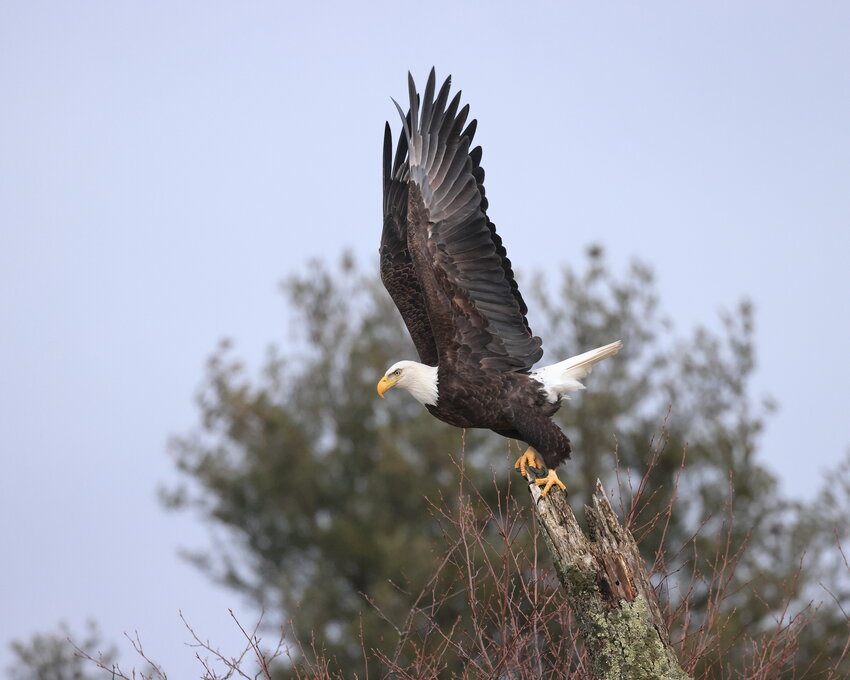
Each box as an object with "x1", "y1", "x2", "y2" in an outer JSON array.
[{"x1": 2, "y1": 1, "x2": 849, "y2": 677}]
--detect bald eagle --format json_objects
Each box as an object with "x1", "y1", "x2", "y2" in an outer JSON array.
[{"x1": 377, "y1": 70, "x2": 622, "y2": 496}]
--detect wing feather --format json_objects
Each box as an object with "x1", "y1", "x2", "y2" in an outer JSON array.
[
  {"x1": 380, "y1": 118, "x2": 439, "y2": 366},
  {"x1": 390, "y1": 69, "x2": 543, "y2": 373}
]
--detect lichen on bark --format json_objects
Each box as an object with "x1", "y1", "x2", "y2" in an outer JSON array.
[{"x1": 588, "y1": 596, "x2": 690, "y2": 680}]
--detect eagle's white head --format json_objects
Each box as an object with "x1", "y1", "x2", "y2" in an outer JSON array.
[{"x1": 377, "y1": 360, "x2": 439, "y2": 406}]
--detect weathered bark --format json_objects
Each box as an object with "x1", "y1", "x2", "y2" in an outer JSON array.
[{"x1": 522, "y1": 471, "x2": 692, "y2": 680}]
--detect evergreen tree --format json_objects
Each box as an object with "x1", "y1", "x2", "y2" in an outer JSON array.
[
  {"x1": 6, "y1": 622, "x2": 114, "y2": 680},
  {"x1": 162, "y1": 247, "x2": 840, "y2": 676}
]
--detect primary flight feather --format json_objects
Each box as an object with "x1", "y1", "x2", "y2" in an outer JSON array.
[{"x1": 377, "y1": 69, "x2": 622, "y2": 496}]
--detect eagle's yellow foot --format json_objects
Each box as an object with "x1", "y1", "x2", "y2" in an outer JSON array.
[
  {"x1": 514, "y1": 447, "x2": 544, "y2": 476},
  {"x1": 535, "y1": 469, "x2": 567, "y2": 497}
]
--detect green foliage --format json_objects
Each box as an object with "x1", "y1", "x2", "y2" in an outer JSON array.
[
  {"x1": 6, "y1": 621, "x2": 114, "y2": 680},
  {"x1": 163, "y1": 256, "x2": 497, "y2": 670},
  {"x1": 160, "y1": 248, "x2": 846, "y2": 677},
  {"x1": 527, "y1": 252, "x2": 812, "y2": 666}
]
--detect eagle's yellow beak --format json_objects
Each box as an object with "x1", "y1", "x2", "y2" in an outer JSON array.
[{"x1": 376, "y1": 374, "x2": 399, "y2": 398}]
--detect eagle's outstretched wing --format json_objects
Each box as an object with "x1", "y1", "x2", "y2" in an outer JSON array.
[{"x1": 384, "y1": 69, "x2": 542, "y2": 373}]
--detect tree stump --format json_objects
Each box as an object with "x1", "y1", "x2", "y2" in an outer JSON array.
[{"x1": 522, "y1": 473, "x2": 692, "y2": 680}]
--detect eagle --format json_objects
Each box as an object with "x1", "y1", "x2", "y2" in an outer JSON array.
[{"x1": 377, "y1": 70, "x2": 622, "y2": 496}]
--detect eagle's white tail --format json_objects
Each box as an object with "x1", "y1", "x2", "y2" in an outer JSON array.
[{"x1": 530, "y1": 340, "x2": 623, "y2": 403}]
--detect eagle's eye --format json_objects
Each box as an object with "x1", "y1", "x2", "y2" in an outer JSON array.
[{"x1": 393, "y1": 369, "x2": 402, "y2": 376}]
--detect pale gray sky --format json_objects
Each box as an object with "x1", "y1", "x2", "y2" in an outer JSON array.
[{"x1": 2, "y1": 1, "x2": 849, "y2": 676}]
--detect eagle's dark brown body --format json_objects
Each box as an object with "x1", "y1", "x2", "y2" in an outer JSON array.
[
  {"x1": 380, "y1": 70, "x2": 572, "y2": 471},
  {"x1": 426, "y1": 366, "x2": 571, "y2": 470}
]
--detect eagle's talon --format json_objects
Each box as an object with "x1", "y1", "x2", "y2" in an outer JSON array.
[
  {"x1": 534, "y1": 469, "x2": 567, "y2": 497},
  {"x1": 514, "y1": 447, "x2": 544, "y2": 476}
]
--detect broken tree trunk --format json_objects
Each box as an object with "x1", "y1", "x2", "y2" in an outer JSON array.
[{"x1": 522, "y1": 472, "x2": 692, "y2": 680}]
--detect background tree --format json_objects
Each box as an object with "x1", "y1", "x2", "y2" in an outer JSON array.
[
  {"x1": 6, "y1": 622, "x2": 114, "y2": 680},
  {"x1": 159, "y1": 246, "x2": 847, "y2": 677}
]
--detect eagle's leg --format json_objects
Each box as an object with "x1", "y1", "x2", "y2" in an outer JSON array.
[
  {"x1": 535, "y1": 469, "x2": 567, "y2": 497},
  {"x1": 514, "y1": 447, "x2": 544, "y2": 476}
]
